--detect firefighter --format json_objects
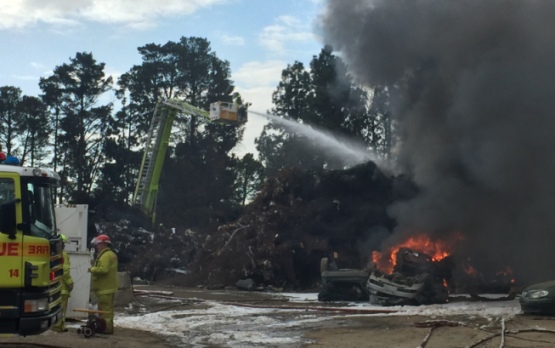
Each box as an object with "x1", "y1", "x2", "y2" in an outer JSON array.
[
  {"x1": 88, "y1": 234, "x2": 118, "y2": 334},
  {"x1": 52, "y1": 234, "x2": 74, "y2": 333}
]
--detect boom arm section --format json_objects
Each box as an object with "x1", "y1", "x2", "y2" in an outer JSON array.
[
  {"x1": 163, "y1": 99, "x2": 210, "y2": 119},
  {"x1": 132, "y1": 99, "x2": 247, "y2": 222}
]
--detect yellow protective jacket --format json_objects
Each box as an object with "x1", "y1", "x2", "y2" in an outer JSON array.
[
  {"x1": 61, "y1": 250, "x2": 74, "y2": 296},
  {"x1": 90, "y1": 247, "x2": 118, "y2": 295}
]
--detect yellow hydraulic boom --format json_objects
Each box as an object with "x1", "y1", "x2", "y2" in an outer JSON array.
[{"x1": 132, "y1": 99, "x2": 247, "y2": 222}]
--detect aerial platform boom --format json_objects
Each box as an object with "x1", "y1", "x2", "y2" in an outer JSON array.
[{"x1": 132, "y1": 99, "x2": 247, "y2": 222}]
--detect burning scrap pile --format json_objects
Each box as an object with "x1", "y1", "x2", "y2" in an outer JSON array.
[
  {"x1": 101, "y1": 161, "x2": 514, "y2": 301},
  {"x1": 174, "y1": 161, "x2": 407, "y2": 290},
  {"x1": 92, "y1": 161, "x2": 416, "y2": 290},
  {"x1": 319, "y1": 234, "x2": 457, "y2": 305},
  {"x1": 319, "y1": 233, "x2": 515, "y2": 305},
  {"x1": 368, "y1": 247, "x2": 454, "y2": 306},
  {"x1": 368, "y1": 235, "x2": 457, "y2": 305}
]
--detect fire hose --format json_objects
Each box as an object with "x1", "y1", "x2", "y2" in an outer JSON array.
[
  {"x1": 134, "y1": 291, "x2": 398, "y2": 314},
  {"x1": 221, "y1": 301, "x2": 398, "y2": 314}
]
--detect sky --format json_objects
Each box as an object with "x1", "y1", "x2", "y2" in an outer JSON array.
[{"x1": 0, "y1": 0, "x2": 326, "y2": 156}]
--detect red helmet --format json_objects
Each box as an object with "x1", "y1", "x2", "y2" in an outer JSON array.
[{"x1": 91, "y1": 234, "x2": 111, "y2": 246}]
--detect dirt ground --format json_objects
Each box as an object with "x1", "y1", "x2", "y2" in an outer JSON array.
[
  {"x1": 2, "y1": 286, "x2": 555, "y2": 348},
  {"x1": 304, "y1": 314, "x2": 555, "y2": 348}
]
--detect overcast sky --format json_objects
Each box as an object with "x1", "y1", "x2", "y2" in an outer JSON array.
[{"x1": 0, "y1": 0, "x2": 325, "y2": 155}]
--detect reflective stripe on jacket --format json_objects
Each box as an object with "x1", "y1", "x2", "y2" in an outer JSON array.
[{"x1": 90, "y1": 248, "x2": 118, "y2": 295}]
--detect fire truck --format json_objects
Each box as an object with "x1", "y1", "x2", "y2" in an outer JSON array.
[
  {"x1": 132, "y1": 99, "x2": 247, "y2": 222},
  {"x1": 0, "y1": 162, "x2": 64, "y2": 336}
]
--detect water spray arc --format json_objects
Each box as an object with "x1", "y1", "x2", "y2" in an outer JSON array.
[{"x1": 250, "y1": 110, "x2": 388, "y2": 169}]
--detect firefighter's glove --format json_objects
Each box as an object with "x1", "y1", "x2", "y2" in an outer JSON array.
[{"x1": 68, "y1": 283, "x2": 74, "y2": 292}]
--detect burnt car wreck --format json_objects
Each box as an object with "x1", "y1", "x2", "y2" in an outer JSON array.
[
  {"x1": 319, "y1": 247, "x2": 454, "y2": 305},
  {"x1": 318, "y1": 257, "x2": 372, "y2": 302}
]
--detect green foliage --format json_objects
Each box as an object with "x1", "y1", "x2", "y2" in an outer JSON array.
[
  {"x1": 271, "y1": 61, "x2": 312, "y2": 120},
  {"x1": 117, "y1": 36, "x2": 244, "y2": 227},
  {"x1": 367, "y1": 86, "x2": 395, "y2": 158},
  {"x1": 257, "y1": 60, "x2": 322, "y2": 174},
  {"x1": 257, "y1": 46, "x2": 393, "y2": 174},
  {"x1": 39, "y1": 52, "x2": 113, "y2": 202},
  {"x1": 0, "y1": 86, "x2": 23, "y2": 155},
  {"x1": 16, "y1": 96, "x2": 51, "y2": 166},
  {"x1": 39, "y1": 74, "x2": 64, "y2": 173},
  {"x1": 0, "y1": 88, "x2": 51, "y2": 166},
  {"x1": 116, "y1": 37, "x2": 236, "y2": 139},
  {"x1": 158, "y1": 125, "x2": 240, "y2": 227},
  {"x1": 232, "y1": 153, "x2": 265, "y2": 206},
  {"x1": 117, "y1": 36, "x2": 240, "y2": 149},
  {"x1": 94, "y1": 136, "x2": 142, "y2": 205}
]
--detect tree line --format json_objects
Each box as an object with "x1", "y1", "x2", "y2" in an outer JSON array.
[{"x1": 0, "y1": 37, "x2": 393, "y2": 230}]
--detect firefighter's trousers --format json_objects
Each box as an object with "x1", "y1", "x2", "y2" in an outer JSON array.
[
  {"x1": 53, "y1": 294, "x2": 69, "y2": 331},
  {"x1": 97, "y1": 293, "x2": 115, "y2": 334}
]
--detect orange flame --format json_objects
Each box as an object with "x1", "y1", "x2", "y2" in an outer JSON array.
[
  {"x1": 496, "y1": 266, "x2": 515, "y2": 284},
  {"x1": 496, "y1": 266, "x2": 513, "y2": 276},
  {"x1": 464, "y1": 264, "x2": 477, "y2": 276},
  {"x1": 372, "y1": 233, "x2": 463, "y2": 274}
]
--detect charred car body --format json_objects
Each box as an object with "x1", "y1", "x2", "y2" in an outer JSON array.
[
  {"x1": 318, "y1": 257, "x2": 371, "y2": 302},
  {"x1": 319, "y1": 248, "x2": 453, "y2": 305}
]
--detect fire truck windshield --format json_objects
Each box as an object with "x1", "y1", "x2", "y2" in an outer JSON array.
[
  {"x1": 25, "y1": 182, "x2": 56, "y2": 239},
  {"x1": 0, "y1": 179, "x2": 16, "y2": 202}
]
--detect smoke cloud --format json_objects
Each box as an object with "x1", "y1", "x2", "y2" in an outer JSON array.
[{"x1": 320, "y1": 0, "x2": 555, "y2": 284}]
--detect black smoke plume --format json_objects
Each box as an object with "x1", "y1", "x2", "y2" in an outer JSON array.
[{"x1": 320, "y1": 0, "x2": 555, "y2": 285}]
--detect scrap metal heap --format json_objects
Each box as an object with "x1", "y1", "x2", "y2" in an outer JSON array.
[
  {"x1": 98, "y1": 158, "x2": 514, "y2": 303},
  {"x1": 98, "y1": 161, "x2": 403, "y2": 290}
]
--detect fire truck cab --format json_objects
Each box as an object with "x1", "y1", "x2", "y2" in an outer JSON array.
[{"x1": 0, "y1": 163, "x2": 63, "y2": 336}]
